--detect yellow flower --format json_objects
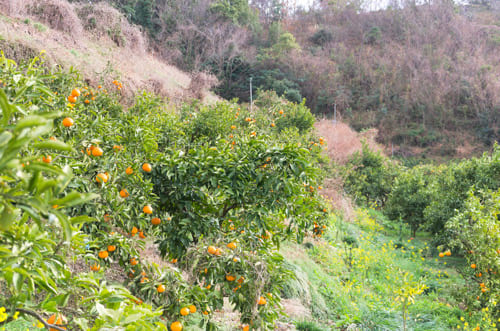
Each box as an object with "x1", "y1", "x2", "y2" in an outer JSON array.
[{"x1": 13, "y1": 311, "x2": 19, "y2": 320}]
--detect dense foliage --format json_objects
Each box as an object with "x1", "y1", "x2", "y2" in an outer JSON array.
[{"x1": 0, "y1": 53, "x2": 328, "y2": 330}]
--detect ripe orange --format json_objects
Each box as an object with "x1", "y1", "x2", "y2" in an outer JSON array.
[
  {"x1": 71, "y1": 88, "x2": 80, "y2": 97},
  {"x1": 242, "y1": 326, "x2": 249, "y2": 331},
  {"x1": 119, "y1": 189, "x2": 129, "y2": 198},
  {"x1": 42, "y1": 155, "x2": 52, "y2": 163},
  {"x1": 96, "y1": 173, "x2": 108, "y2": 183},
  {"x1": 205, "y1": 284, "x2": 212, "y2": 289},
  {"x1": 139, "y1": 231, "x2": 146, "y2": 239},
  {"x1": 227, "y1": 242, "x2": 237, "y2": 250},
  {"x1": 170, "y1": 321, "x2": 182, "y2": 331},
  {"x1": 226, "y1": 275, "x2": 236, "y2": 281},
  {"x1": 157, "y1": 284, "x2": 166, "y2": 293},
  {"x1": 131, "y1": 226, "x2": 138, "y2": 234},
  {"x1": 130, "y1": 258, "x2": 138, "y2": 266},
  {"x1": 142, "y1": 163, "x2": 152, "y2": 172},
  {"x1": 471, "y1": 264, "x2": 476, "y2": 269},
  {"x1": 92, "y1": 147, "x2": 103, "y2": 157},
  {"x1": 231, "y1": 125, "x2": 236, "y2": 130},
  {"x1": 62, "y1": 117, "x2": 74, "y2": 127},
  {"x1": 214, "y1": 248, "x2": 222, "y2": 256},
  {"x1": 180, "y1": 307, "x2": 190, "y2": 316},
  {"x1": 271, "y1": 123, "x2": 275, "y2": 127},
  {"x1": 143, "y1": 205, "x2": 153, "y2": 214},
  {"x1": 445, "y1": 251, "x2": 451, "y2": 256},
  {"x1": 439, "y1": 253, "x2": 444, "y2": 258},
  {"x1": 84, "y1": 99, "x2": 90, "y2": 104},
  {"x1": 98, "y1": 250, "x2": 108, "y2": 259},
  {"x1": 47, "y1": 313, "x2": 66, "y2": 331},
  {"x1": 107, "y1": 245, "x2": 116, "y2": 252},
  {"x1": 207, "y1": 246, "x2": 217, "y2": 255},
  {"x1": 279, "y1": 110, "x2": 284, "y2": 115},
  {"x1": 125, "y1": 167, "x2": 133, "y2": 175},
  {"x1": 257, "y1": 296, "x2": 267, "y2": 305},
  {"x1": 202, "y1": 311, "x2": 209, "y2": 315},
  {"x1": 171, "y1": 258, "x2": 177, "y2": 263},
  {"x1": 189, "y1": 305, "x2": 197, "y2": 313},
  {"x1": 151, "y1": 217, "x2": 161, "y2": 225},
  {"x1": 67, "y1": 95, "x2": 77, "y2": 103}
]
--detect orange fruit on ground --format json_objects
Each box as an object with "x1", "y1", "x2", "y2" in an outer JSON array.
[
  {"x1": 151, "y1": 217, "x2": 161, "y2": 225},
  {"x1": 143, "y1": 205, "x2": 153, "y2": 214},
  {"x1": 96, "y1": 173, "x2": 108, "y2": 183},
  {"x1": 257, "y1": 296, "x2": 267, "y2": 305},
  {"x1": 42, "y1": 155, "x2": 52, "y2": 163},
  {"x1": 180, "y1": 307, "x2": 190, "y2": 316},
  {"x1": 189, "y1": 305, "x2": 197, "y2": 313},
  {"x1": 62, "y1": 117, "x2": 74, "y2": 127},
  {"x1": 207, "y1": 246, "x2": 217, "y2": 255},
  {"x1": 71, "y1": 88, "x2": 80, "y2": 97},
  {"x1": 107, "y1": 245, "x2": 116, "y2": 252},
  {"x1": 170, "y1": 321, "x2": 182, "y2": 331},
  {"x1": 226, "y1": 275, "x2": 236, "y2": 281},
  {"x1": 125, "y1": 167, "x2": 133, "y2": 175},
  {"x1": 119, "y1": 189, "x2": 129, "y2": 198},
  {"x1": 98, "y1": 250, "x2": 108, "y2": 259},
  {"x1": 227, "y1": 242, "x2": 236, "y2": 250},
  {"x1": 130, "y1": 258, "x2": 138, "y2": 266},
  {"x1": 142, "y1": 163, "x2": 152, "y2": 172},
  {"x1": 157, "y1": 284, "x2": 166, "y2": 293},
  {"x1": 67, "y1": 95, "x2": 77, "y2": 103},
  {"x1": 92, "y1": 146, "x2": 103, "y2": 157}
]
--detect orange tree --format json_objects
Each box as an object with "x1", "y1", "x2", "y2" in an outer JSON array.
[
  {"x1": 0, "y1": 54, "x2": 178, "y2": 330},
  {"x1": 1, "y1": 52, "x2": 330, "y2": 330}
]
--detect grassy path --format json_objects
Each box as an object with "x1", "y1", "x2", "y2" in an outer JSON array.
[{"x1": 281, "y1": 208, "x2": 492, "y2": 331}]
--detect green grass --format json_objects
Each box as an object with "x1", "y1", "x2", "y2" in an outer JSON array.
[
  {"x1": 2, "y1": 318, "x2": 38, "y2": 331},
  {"x1": 281, "y1": 208, "x2": 490, "y2": 330}
]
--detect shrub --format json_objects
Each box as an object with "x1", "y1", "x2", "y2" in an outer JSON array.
[
  {"x1": 446, "y1": 189, "x2": 499, "y2": 320},
  {"x1": 385, "y1": 164, "x2": 435, "y2": 237},
  {"x1": 343, "y1": 143, "x2": 398, "y2": 206}
]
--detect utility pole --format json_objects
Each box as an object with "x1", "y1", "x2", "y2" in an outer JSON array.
[
  {"x1": 250, "y1": 77, "x2": 253, "y2": 112},
  {"x1": 333, "y1": 103, "x2": 337, "y2": 125}
]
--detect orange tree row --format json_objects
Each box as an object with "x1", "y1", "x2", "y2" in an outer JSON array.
[{"x1": 0, "y1": 54, "x2": 329, "y2": 330}]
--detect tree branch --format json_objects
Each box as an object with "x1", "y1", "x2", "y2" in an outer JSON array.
[{"x1": 16, "y1": 308, "x2": 67, "y2": 331}]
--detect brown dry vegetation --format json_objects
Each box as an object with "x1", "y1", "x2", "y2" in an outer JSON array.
[
  {"x1": 278, "y1": 1, "x2": 500, "y2": 157},
  {"x1": 0, "y1": 0, "x2": 217, "y2": 103},
  {"x1": 314, "y1": 119, "x2": 384, "y2": 220}
]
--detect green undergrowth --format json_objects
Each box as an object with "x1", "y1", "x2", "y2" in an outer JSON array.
[{"x1": 282, "y1": 209, "x2": 497, "y2": 330}]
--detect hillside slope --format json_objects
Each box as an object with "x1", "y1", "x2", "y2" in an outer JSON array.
[{"x1": 0, "y1": 0, "x2": 216, "y2": 103}]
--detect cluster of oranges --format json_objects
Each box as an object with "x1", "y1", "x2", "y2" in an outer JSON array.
[
  {"x1": 67, "y1": 88, "x2": 80, "y2": 104},
  {"x1": 112, "y1": 80, "x2": 123, "y2": 90}
]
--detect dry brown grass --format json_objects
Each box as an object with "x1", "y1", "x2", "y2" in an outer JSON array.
[
  {"x1": 314, "y1": 119, "x2": 385, "y2": 221},
  {"x1": 315, "y1": 119, "x2": 383, "y2": 164},
  {"x1": 0, "y1": 0, "x2": 217, "y2": 104}
]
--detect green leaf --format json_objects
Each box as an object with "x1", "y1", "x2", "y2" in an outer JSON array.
[{"x1": 34, "y1": 140, "x2": 73, "y2": 152}]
